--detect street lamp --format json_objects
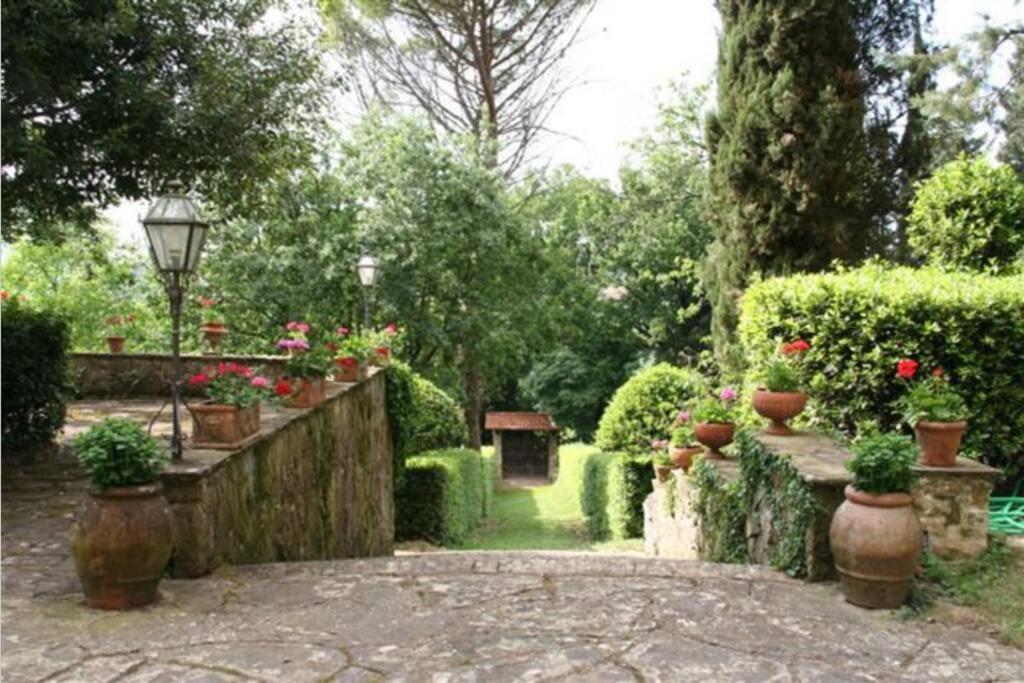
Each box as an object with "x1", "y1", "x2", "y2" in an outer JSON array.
[
  {"x1": 141, "y1": 180, "x2": 209, "y2": 461},
  {"x1": 356, "y1": 254, "x2": 380, "y2": 329}
]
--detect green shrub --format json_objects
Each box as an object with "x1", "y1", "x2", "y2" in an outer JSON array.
[
  {"x1": 395, "y1": 449, "x2": 487, "y2": 545},
  {"x1": 908, "y1": 155, "x2": 1024, "y2": 273},
  {"x1": 848, "y1": 432, "x2": 919, "y2": 494},
  {"x1": 72, "y1": 419, "x2": 168, "y2": 489},
  {"x1": 1, "y1": 301, "x2": 72, "y2": 452},
  {"x1": 581, "y1": 450, "x2": 613, "y2": 540},
  {"x1": 689, "y1": 455, "x2": 748, "y2": 564},
  {"x1": 608, "y1": 453, "x2": 655, "y2": 538},
  {"x1": 407, "y1": 375, "x2": 468, "y2": 454},
  {"x1": 384, "y1": 361, "x2": 417, "y2": 487},
  {"x1": 596, "y1": 363, "x2": 703, "y2": 454},
  {"x1": 739, "y1": 264, "x2": 1024, "y2": 478}
]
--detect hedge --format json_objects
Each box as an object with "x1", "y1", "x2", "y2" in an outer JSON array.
[
  {"x1": 395, "y1": 449, "x2": 488, "y2": 545},
  {"x1": 581, "y1": 451, "x2": 655, "y2": 540},
  {"x1": 1, "y1": 302, "x2": 71, "y2": 453},
  {"x1": 596, "y1": 363, "x2": 703, "y2": 454},
  {"x1": 739, "y1": 264, "x2": 1024, "y2": 479}
]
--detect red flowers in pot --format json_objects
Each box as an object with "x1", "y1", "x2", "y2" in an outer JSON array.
[
  {"x1": 752, "y1": 338, "x2": 810, "y2": 435},
  {"x1": 187, "y1": 362, "x2": 273, "y2": 449},
  {"x1": 895, "y1": 359, "x2": 968, "y2": 467}
]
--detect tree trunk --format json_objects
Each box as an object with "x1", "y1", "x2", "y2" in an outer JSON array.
[{"x1": 464, "y1": 369, "x2": 484, "y2": 449}]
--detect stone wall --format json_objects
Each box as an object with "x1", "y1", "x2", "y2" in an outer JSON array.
[
  {"x1": 913, "y1": 461, "x2": 999, "y2": 561},
  {"x1": 643, "y1": 470, "x2": 699, "y2": 560},
  {"x1": 71, "y1": 352, "x2": 287, "y2": 398},
  {"x1": 160, "y1": 371, "x2": 394, "y2": 577}
]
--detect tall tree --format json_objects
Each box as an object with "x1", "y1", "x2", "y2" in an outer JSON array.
[
  {"x1": 325, "y1": 0, "x2": 594, "y2": 174},
  {"x1": 1, "y1": 0, "x2": 331, "y2": 240},
  {"x1": 706, "y1": 0, "x2": 870, "y2": 371}
]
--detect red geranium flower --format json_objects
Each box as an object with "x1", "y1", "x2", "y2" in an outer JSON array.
[
  {"x1": 274, "y1": 379, "x2": 293, "y2": 397},
  {"x1": 932, "y1": 367, "x2": 944, "y2": 378},
  {"x1": 188, "y1": 372, "x2": 210, "y2": 386},
  {"x1": 896, "y1": 359, "x2": 919, "y2": 379},
  {"x1": 781, "y1": 339, "x2": 810, "y2": 355},
  {"x1": 0, "y1": 290, "x2": 9, "y2": 301},
  {"x1": 339, "y1": 357, "x2": 357, "y2": 367}
]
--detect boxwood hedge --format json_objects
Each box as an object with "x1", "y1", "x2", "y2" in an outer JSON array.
[
  {"x1": 581, "y1": 450, "x2": 655, "y2": 540},
  {"x1": 739, "y1": 264, "x2": 1024, "y2": 479},
  {"x1": 395, "y1": 449, "x2": 489, "y2": 545}
]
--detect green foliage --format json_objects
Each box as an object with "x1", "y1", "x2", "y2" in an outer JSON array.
[
  {"x1": 706, "y1": 0, "x2": 871, "y2": 366},
  {"x1": 188, "y1": 363, "x2": 272, "y2": 409},
  {"x1": 581, "y1": 451, "x2": 613, "y2": 540},
  {"x1": 760, "y1": 358, "x2": 802, "y2": 393},
  {"x1": 691, "y1": 390, "x2": 739, "y2": 424},
  {"x1": 282, "y1": 347, "x2": 335, "y2": 381},
  {"x1": 848, "y1": 432, "x2": 919, "y2": 494},
  {"x1": 908, "y1": 156, "x2": 1024, "y2": 272},
  {"x1": 395, "y1": 449, "x2": 488, "y2": 545},
  {"x1": 406, "y1": 376, "x2": 469, "y2": 455},
  {"x1": 739, "y1": 264, "x2": 1024, "y2": 478},
  {"x1": 1, "y1": 301, "x2": 71, "y2": 452},
  {"x1": 670, "y1": 422, "x2": 696, "y2": 447},
  {"x1": 1, "y1": 0, "x2": 329, "y2": 238},
  {"x1": 608, "y1": 453, "x2": 656, "y2": 538},
  {"x1": 384, "y1": 362, "x2": 417, "y2": 487},
  {"x1": 689, "y1": 456, "x2": 748, "y2": 564},
  {"x1": 72, "y1": 419, "x2": 168, "y2": 489},
  {"x1": 596, "y1": 363, "x2": 703, "y2": 454},
  {"x1": 897, "y1": 373, "x2": 968, "y2": 425}
]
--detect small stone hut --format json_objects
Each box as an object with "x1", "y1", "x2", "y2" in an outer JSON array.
[{"x1": 485, "y1": 412, "x2": 559, "y2": 481}]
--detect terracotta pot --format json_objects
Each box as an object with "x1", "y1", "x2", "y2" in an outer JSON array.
[
  {"x1": 69, "y1": 483, "x2": 174, "y2": 610},
  {"x1": 372, "y1": 347, "x2": 391, "y2": 367},
  {"x1": 915, "y1": 420, "x2": 967, "y2": 467},
  {"x1": 829, "y1": 485, "x2": 921, "y2": 609},
  {"x1": 288, "y1": 377, "x2": 326, "y2": 408},
  {"x1": 694, "y1": 422, "x2": 735, "y2": 458},
  {"x1": 669, "y1": 445, "x2": 702, "y2": 471},
  {"x1": 199, "y1": 324, "x2": 228, "y2": 354},
  {"x1": 106, "y1": 336, "x2": 125, "y2": 353},
  {"x1": 653, "y1": 463, "x2": 673, "y2": 483},
  {"x1": 752, "y1": 390, "x2": 808, "y2": 435},
  {"x1": 333, "y1": 357, "x2": 366, "y2": 383},
  {"x1": 190, "y1": 402, "x2": 260, "y2": 449}
]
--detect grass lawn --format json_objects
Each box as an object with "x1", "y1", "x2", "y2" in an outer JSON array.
[{"x1": 457, "y1": 444, "x2": 642, "y2": 553}]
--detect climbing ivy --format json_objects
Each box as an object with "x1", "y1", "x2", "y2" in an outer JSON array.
[{"x1": 689, "y1": 457, "x2": 747, "y2": 564}]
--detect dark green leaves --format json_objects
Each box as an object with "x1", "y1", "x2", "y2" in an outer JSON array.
[
  {"x1": 72, "y1": 418, "x2": 168, "y2": 489},
  {"x1": 848, "y1": 432, "x2": 919, "y2": 494}
]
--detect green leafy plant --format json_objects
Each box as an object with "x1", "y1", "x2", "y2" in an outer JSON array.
[
  {"x1": 276, "y1": 321, "x2": 334, "y2": 379},
  {"x1": 187, "y1": 362, "x2": 273, "y2": 408},
  {"x1": 103, "y1": 313, "x2": 136, "y2": 337},
  {"x1": 333, "y1": 327, "x2": 374, "y2": 362},
  {"x1": 669, "y1": 411, "x2": 696, "y2": 447},
  {"x1": 895, "y1": 361, "x2": 968, "y2": 425},
  {"x1": 692, "y1": 387, "x2": 739, "y2": 423},
  {"x1": 73, "y1": 418, "x2": 169, "y2": 489},
  {"x1": 653, "y1": 450, "x2": 672, "y2": 467},
  {"x1": 846, "y1": 432, "x2": 919, "y2": 494},
  {"x1": 758, "y1": 340, "x2": 809, "y2": 393}
]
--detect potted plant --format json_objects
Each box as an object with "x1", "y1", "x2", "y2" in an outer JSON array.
[
  {"x1": 332, "y1": 326, "x2": 372, "y2": 383},
  {"x1": 829, "y1": 432, "x2": 922, "y2": 609},
  {"x1": 103, "y1": 314, "x2": 134, "y2": 353},
  {"x1": 368, "y1": 323, "x2": 400, "y2": 367},
  {"x1": 651, "y1": 446, "x2": 674, "y2": 483},
  {"x1": 752, "y1": 338, "x2": 810, "y2": 435},
  {"x1": 276, "y1": 321, "x2": 333, "y2": 408},
  {"x1": 668, "y1": 411, "x2": 702, "y2": 470},
  {"x1": 69, "y1": 418, "x2": 173, "y2": 609},
  {"x1": 895, "y1": 360, "x2": 968, "y2": 467},
  {"x1": 197, "y1": 296, "x2": 228, "y2": 354},
  {"x1": 187, "y1": 362, "x2": 273, "y2": 449},
  {"x1": 692, "y1": 387, "x2": 739, "y2": 458}
]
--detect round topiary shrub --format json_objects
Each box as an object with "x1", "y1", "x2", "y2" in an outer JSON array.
[
  {"x1": 596, "y1": 363, "x2": 703, "y2": 454},
  {"x1": 908, "y1": 155, "x2": 1024, "y2": 273},
  {"x1": 407, "y1": 375, "x2": 469, "y2": 455}
]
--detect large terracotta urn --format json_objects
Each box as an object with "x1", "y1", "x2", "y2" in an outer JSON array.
[
  {"x1": 752, "y1": 390, "x2": 807, "y2": 435},
  {"x1": 668, "y1": 445, "x2": 702, "y2": 471},
  {"x1": 694, "y1": 422, "x2": 735, "y2": 459},
  {"x1": 914, "y1": 420, "x2": 967, "y2": 467},
  {"x1": 829, "y1": 485, "x2": 922, "y2": 609},
  {"x1": 69, "y1": 483, "x2": 174, "y2": 610}
]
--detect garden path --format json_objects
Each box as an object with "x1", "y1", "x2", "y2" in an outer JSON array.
[{"x1": 3, "y1": 451, "x2": 1024, "y2": 682}]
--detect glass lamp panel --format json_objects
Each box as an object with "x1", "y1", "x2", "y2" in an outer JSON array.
[
  {"x1": 145, "y1": 223, "x2": 191, "y2": 272},
  {"x1": 357, "y1": 255, "x2": 380, "y2": 286},
  {"x1": 185, "y1": 224, "x2": 209, "y2": 272}
]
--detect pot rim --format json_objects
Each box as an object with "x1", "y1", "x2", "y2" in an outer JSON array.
[
  {"x1": 191, "y1": 400, "x2": 259, "y2": 412},
  {"x1": 89, "y1": 482, "x2": 163, "y2": 499},
  {"x1": 915, "y1": 420, "x2": 968, "y2": 430},
  {"x1": 695, "y1": 421, "x2": 736, "y2": 428},
  {"x1": 844, "y1": 485, "x2": 913, "y2": 508},
  {"x1": 105, "y1": 335, "x2": 126, "y2": 340},
  {"x1": 754, "y1": 388, "x2": 806, "y2": 398},
  {"x1": 670, "y1": 444, "x2": 702, "y2": 453}
]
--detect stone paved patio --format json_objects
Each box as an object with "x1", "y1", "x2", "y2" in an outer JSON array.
[{"x1": 3, "y1": 446, "x2": 1023, "y2": 681}]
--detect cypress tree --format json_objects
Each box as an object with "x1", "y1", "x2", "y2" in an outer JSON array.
[{"x1": 706, "y1": 0, "x2": 870, "y2": 369}]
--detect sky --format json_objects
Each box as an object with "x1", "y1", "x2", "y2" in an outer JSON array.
[{"x1": 104, "y1": 0, "x2": 1023, "y2": 244}]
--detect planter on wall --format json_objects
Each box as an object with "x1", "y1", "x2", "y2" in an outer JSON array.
[
  {"x1": 106, "y1": 336, "x2": 125, "y2": 354},
  {"x1": 915, "y1": 420, "x2": 967, "y2": 467},
  {"x1": 69, "y1": 482, "x2": 174, "y2": 610},
  {"x1": 334, "y1": 357, "x2": 366, "y2": 383},
  {"x1": 199, "y1": 322, "x2": 228, "y2": 355},
  {"x1": 288, "y1": 377, "x2": 327, "y2": 408},
  {"x1": 694, "y1": 422, "x2": 735, "y2": 458},
  {"x1": 829, "y1": 485, "x2": 922, "y2": 609},
  {"x1": 191, "y1": 402, "x2": 260, "y2": 449},
  {"x1": 371, "y1": 347, "x2": 391, "y2": 368},
  {"x1": 752, "y1": 390, "x2": 808, "y2": 435},
  {"x1": 653, "y1": 463, "x2": 674, "y2": 483},
  {"x1": 669, "y1": 445, "x2": 702, "y2": 471}
]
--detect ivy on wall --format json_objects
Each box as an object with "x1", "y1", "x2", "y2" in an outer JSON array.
[{"x1": 689, "y1": 457, "x2": 747, "y2": 564}]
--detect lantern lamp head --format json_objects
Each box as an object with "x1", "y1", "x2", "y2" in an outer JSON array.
[
  {"x1": 141, "y1": 180, "x2": 209, "y2": 274},
  {"x1": 357, "y1": 254, "x2": 380, "y2": 287}
]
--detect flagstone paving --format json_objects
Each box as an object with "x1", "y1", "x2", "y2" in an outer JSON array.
[{"x1": 3, "y1": 452, "x2": 1023, "y2": 682}]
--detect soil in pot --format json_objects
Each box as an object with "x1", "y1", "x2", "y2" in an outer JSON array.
[
  {"x1": 695, "y1": 422, "x2": 735, "y2": 458},
  {"x1": 829, "y1": 485, "x2": 921, "y2": 609},
  {"x1": 106, "y1": 336, "x2": 125, "y2": 353},
  {"x1": 69, "y1": 482, "x2": 174, "y2": 610},
  {"x1": 288, "y1": 378, "x2": 327, "y2": 408},
  {"x1": 752, "y1": 390, "x2": 808, "y2": 435},
  {"x1": 915, "y1": 420, "x2": 967, "y2": 467},
  {"x1": 669, "y1": 445, "x2": 702, "y2": 471},
  {"x1": 191, "y1": 402, "x2": 260, "y2": 449}
]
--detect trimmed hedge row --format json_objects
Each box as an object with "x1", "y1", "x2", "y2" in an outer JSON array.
[
  {"x1": 1, "y1": 302, "x2": 71, "y2": 453},
  {"x1": 740, "y1": 265, "x2": 1024, "y2": 479},
  {"x1": 395, "y1": 449, "x2": 489, "y2": 545},
  {"x1": 581, "y1": 451, "x2": 654, "y2": 540}
]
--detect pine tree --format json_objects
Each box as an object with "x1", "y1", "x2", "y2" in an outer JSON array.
[{"x1": 706, "y1": 0, "x2": 871, "y2": 369}]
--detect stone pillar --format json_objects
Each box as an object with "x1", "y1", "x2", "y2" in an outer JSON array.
[
  {"x1": 913, "y1": 459, "x2": 1000, "y2": 561},
  {"x1": 547, "y1": 433, "x2": 559, "y2": 482},
  {"x1": 643, "y1": 470, "x2": 700, "y2": 559}
]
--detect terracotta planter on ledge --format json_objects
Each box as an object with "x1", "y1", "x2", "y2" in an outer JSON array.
[
  {"x1": 694, "y1": 422, "x2": 735, "y2": 458},
  {"x1": 69, "y1": 482, "x2": 174, "y2": 610},
  {"x1": 752, "y1": 389, "x2": 808, "y2": 435},
  {"x1": 372, "y1": 347, "x2": 391, "y2": 367},
  {"x1": 914, "y1": 420, "x2": 967, "y2": 467},
  {"x1": 288, "y1": 378, "x2": 327, "y2": 408},
  {"x1": 106, "y1": 336, "x2": 125, "y2": 353},
  {"x1": 199, "y1": 322, "x2": 228, "y2": 355},
  {"x1": 653, "y1": 463, "x2": 674, "y2": 483},
  {"x1": 669, "y1": 445, "x2": 702, "y2": 471},
  {"x1": 191, "y1": 402, "x2": 260, "y2": 449},
  {"x1": 334, "y1": 357, "x2": 366, "y2": 383},
  {"x1": 829, "y1": 485, "x2": 921, "y2": 609}
]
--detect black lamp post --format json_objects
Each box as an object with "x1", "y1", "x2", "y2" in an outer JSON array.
[
  {"x1": 356, "y1": 254, "x2": 380, "y2": 329},
  {"x1": 141, "y1": 180, "x2": 209, "y2": 461}
]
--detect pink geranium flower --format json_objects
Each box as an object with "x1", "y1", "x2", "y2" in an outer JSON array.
[
  {"x1": 385, "y1": 323, "x2": 398, "y2": 335},
  {"x1": 250, "y1": 376, "x2": 269, "y2": 389},
  {"x1": 337, "y1": 326, "x2": 350, "y2": 336},
  {"x1": 719, "y1": 387, "x2": 738, "y2": 402},
  {"x1": 675, "y1": 410, "x2": 690, "y2": 424}
]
